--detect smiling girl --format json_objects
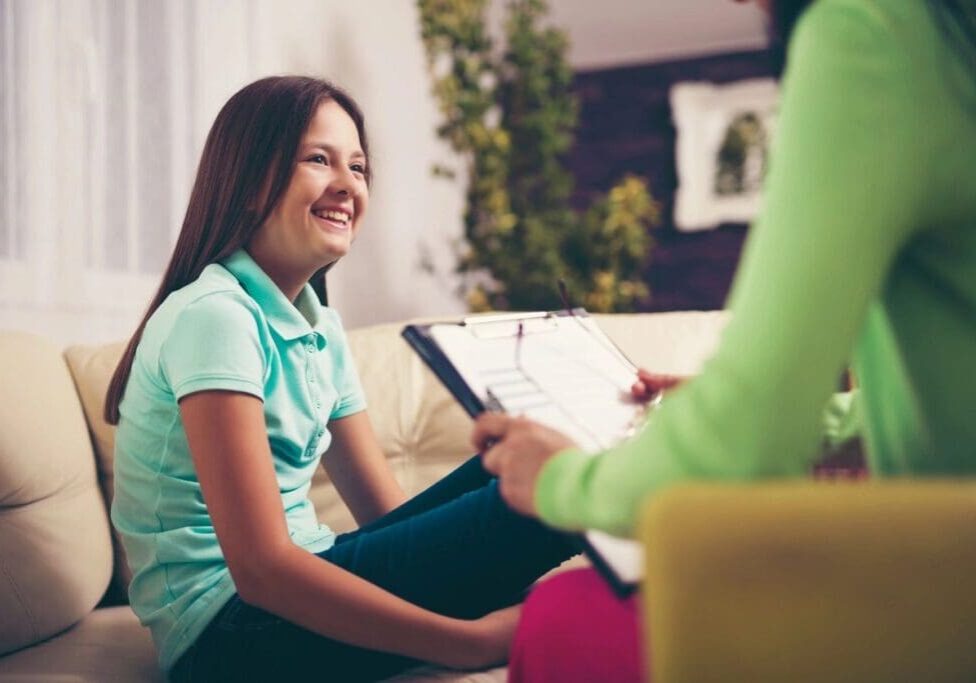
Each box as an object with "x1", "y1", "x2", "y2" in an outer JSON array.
[{"x1": 103, "y1": 76, "x2": 574, "y2": 682}]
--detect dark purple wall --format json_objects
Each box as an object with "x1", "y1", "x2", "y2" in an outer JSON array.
[{"x1": 569, "y1": 49, "x2": 781, "y2": 311}]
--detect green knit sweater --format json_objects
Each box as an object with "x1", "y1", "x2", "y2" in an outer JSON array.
[{"x1": 537, "y1": 0, "x2": 976, "y2": 537}]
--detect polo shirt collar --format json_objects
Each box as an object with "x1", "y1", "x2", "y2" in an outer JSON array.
[{"x1": 221, "y1": 249, "x2": 327, "y2": 344}]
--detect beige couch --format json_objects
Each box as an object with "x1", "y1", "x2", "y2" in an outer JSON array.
[{"x1": 0, "y1": 311, "x2": 727, "y2": 682}]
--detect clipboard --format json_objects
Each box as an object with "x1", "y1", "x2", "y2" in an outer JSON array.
[{"x1": 402, "y1": 309, "x2": 649, "y2": 597}]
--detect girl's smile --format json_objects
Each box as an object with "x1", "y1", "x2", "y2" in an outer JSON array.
[{"x1": 311, "y1": 204, "x2": 353, "y2": 232}]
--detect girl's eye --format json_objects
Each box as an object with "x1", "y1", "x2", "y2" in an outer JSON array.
[
  {"x1": 308, "y1": 154, "x2": 328, "y2": 165},
  {"x1": 351, "y1": 163, "x2": 367, "y2": 175}
]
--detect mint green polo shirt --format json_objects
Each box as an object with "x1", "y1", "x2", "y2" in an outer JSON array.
[{"x1": 111, "y1": 249, "x2": 366, "y2": 670}]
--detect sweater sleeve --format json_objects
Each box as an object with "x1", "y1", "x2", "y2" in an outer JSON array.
[{"x1": 535, "y1": 0, "x2": 930, "y2": 537}]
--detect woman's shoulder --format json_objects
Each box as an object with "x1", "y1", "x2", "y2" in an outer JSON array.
[
  {"x1": 808, "y1": 0, "x2": 925, "y2": 19},
  {"x1": 787, "y1": 0, "x2": 964, "y2": 121},
  {"x1": 796, "y1": 0, "x2": 974, "y2": 117},
  {"x1": 800, "y1": 0, "x2": 941, "y2": 47}
]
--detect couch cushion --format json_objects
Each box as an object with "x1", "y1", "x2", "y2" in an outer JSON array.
[
  {"x1": 387, "y1": 666, "x2": 506, "y2": 682},
  {"x1": 62, "y1": 341, "x2": 131, "y2": 604},
  {"x1": 0, "y1": 332, "x2": 114, "y2": 656},
  {"x1": 0, "y1": 606, "x2": 161, "y2": 681},
  {"x1": 0, "y1": 601, "x2": 505, "y2": 683},
  {"x1": 0, "y1": 601, "x2": 503, "y2": 682}
]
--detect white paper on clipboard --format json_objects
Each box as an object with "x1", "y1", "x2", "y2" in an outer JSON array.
[{"x1": 426, "y1": 311, "x2": 650, "y2": 589}]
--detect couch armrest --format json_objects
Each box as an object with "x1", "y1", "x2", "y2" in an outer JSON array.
[{"x1": 639, "y1": 482, "x2": 976, "y2": 683}]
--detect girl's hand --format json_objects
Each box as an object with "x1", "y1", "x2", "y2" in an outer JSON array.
[
  {"x1": 472, "y1": 414, "x2": 577, "y2": 518},
  {"x1": 451, "y1": 604, "x2": 523, "y2": 670},
  {"x1": 631, "y1": 368, "x2": 685, "y2": 403}
]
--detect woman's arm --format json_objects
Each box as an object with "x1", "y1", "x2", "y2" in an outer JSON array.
[
  {"x1": 530, "y1": 0, "x2": 930, "y2": 536},
  {"x1": 180, "y1": 390, "x2": 513, "y2": 669},
  {"x1": 323, "y1": 411, "x2": 407, "y2": 526}
]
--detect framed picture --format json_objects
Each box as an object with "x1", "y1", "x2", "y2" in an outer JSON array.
[{"x1": 671, "y1": 78, "x2": 780, "y2": 231}]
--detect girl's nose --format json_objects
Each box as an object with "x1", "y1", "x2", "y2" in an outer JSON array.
[{"x1": 329, "y1": 167, "x2": 355, "y2": 196}]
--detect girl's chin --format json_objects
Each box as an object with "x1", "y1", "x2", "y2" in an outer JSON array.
[
  {"x1": 313, "y1": 238, "x2": 351, "y2": 263},
  {"x1": 314, "y1": 222, "x2": 353, "y2": 247}
]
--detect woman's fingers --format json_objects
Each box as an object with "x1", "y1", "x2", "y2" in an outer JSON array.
[
  {"x1": 472, "y1": 412, "x2": 510, "y2": 452},
  {"x1": 472, "y1": 414, "x2": 578, "y2": 516},
  {"x1": 636, "y1": 368, "x2": 684, "y2": 389},
  {"x1": 632, "y1": 369, "x2": 685, "y2": 401}
]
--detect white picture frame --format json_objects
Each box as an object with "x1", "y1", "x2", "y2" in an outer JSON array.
[{"x1": 671, "y1": 78, "x2": 780, "y2": 231}]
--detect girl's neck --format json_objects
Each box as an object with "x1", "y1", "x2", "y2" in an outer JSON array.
[{"x1": 245, "y1": 246, "x2": 313, "y2": 303}]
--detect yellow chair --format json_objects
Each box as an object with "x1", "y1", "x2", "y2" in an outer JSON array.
[{"x1": 639, "y1": 481, "x2": 976, "y2": 682}]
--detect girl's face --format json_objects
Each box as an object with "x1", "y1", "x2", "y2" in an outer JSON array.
[{"x1": 253, "y1": 99, "x2": 369, "y2": 274}]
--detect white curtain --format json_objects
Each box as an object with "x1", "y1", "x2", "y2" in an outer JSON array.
[{"x1": 0, "y1": 0, "x2": 466, "y2": 346}]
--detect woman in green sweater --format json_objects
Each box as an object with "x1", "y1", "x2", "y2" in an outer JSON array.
[{"x1": 475, "y1": 0, "x2": 976, "y2": 679}]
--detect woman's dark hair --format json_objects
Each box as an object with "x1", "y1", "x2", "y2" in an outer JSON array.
[
  {"x1": 770, "y1": 0, "x2": 976, "y2": 70},
  {"x1": 768, "y1": 0, "x2": 815, "y2": 48},
  {"x1": 926, "y1": 0, "x2": 976, "y2": 71},
  {"x1": 104, "y1": 76, "x2": 371, "y2": 424}
]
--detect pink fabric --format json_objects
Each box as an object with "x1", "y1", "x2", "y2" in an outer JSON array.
[{"x1": 508, "y1": 568, "x2": 646, "y2": 683}]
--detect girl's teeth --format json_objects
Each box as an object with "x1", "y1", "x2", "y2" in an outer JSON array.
[{"x1": 315, "y1": 210, "x2": 348, "y2": 223}]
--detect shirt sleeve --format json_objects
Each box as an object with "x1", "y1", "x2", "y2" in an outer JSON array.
[
  {"x1": 159, "y1": 292, "x2": 268, "y2": 401},
  {"x1": 535, "y1": 0, "x2": 930, "y2": 537},
  {"x1": 322, "y1": 309, "x2": 367, "y2": 419}
]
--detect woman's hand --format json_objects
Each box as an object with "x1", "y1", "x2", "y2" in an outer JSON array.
[
  {"x1": 472, "y1": 414, "x2": 577, "y2": 518},
  {"x1": 631, "y1": 368, "x2": 685, "y2": 403}
]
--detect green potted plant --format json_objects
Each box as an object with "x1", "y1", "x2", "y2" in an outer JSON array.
[{"x1": 419, "y1": 0, "x2": 660, "y2": 312}]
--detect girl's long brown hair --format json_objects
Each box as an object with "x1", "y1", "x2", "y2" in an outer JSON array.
[{"x1": 104, "y1": 76, "x2": 370, "y2": 424}]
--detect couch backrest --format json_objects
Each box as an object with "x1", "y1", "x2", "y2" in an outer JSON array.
[
  {"x1": 45, "y1": 311, "x2": 731, "y2": 612},
  {"x1": 0, "y1": 332, "x2": 114, "y2": 656},
  {"x1": 309, "y1": 321, "x2": 475, "y2": 532},
  {"x1": 591, "y1": 312, "x2": 727, "y2": 373},
  {"x1": 63, "y1": 340, "x2": 131, "y2": 604}
]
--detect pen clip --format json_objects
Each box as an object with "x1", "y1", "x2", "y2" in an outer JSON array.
[{"x1": 484, "y1": 388, "x2": 505, "y2": 413}]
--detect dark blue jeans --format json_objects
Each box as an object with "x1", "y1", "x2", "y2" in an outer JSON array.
[{"x1": 169, "y1": 456, "x2": 576, "y2": 682}]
